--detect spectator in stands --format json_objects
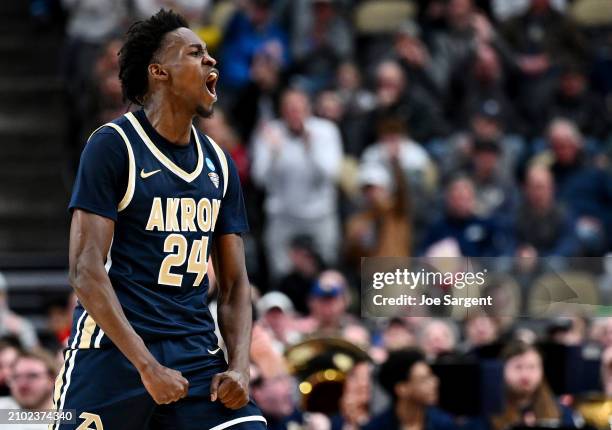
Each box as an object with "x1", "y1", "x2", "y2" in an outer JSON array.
[
  {"x1": 382, "y1": 318, "x2": 417, "y2": 352},
  {"x1": 0, "y1": 342, "x2": 18, "y2": 397},
  {"x1": 541, "y1": 118, "x2": 612, "y2": 254},
  {"x1": 61, "y1": 0, "x2": 130, "y2": 87},
  {"x1": 420, "y1": 177, "x2": 512, "y2": 257},
  {"x1": 592, "y1": 318, "x2": 612, "y2": 349},
  {"x1": 288, "y1": 0, "x2": 353, "y2": 93},
  {"x1": 500, "y1": 0, "x2": 589, "y2": 130},
  {"x1": 232, "y1": 49, "x2": 286, "y2": 143},
  {"x1": 344, "y1": 160, "x2": 411, "y2": 271},
  {"x1": 463, "y1": 314, "x2": 500, "y2": 351},
  {"x1": 199, "y1": 110, "x2": 250, "y2": 184},
  {"x1": 441, "y1": 102, "x2": 524, "y2": 184},
  {"x1": 446, "y1": 43, "x2": 518, "y2": 133},
  {"x1": 0, "y1": 350, "x2": 58, "y2": 423},
  {"x1": 314, "y1": 90, "x2": 350, "y2": 151},
  {"x1": 414, "y1": 0, "x2": 448, "y2": 43},
  {"x1": 219, "y1": 0, "x2": 289, "y2": 96},
  {"x1": 466, "y1": 138, "x2": 518, "y2": 220},
  {"x1": 515, "y1": 164, "x2": 578, "y2": 257},
  {"x1": 546, "y1": 315, "x2": 588, "y2": 346},
  {"x1": 365, "y1": 60, "x2": 448, "y2": 146},
  {"x1": 335, "y1": 61, "x2": 376, "y2": 118},
  {"x1": 490, "y1": 341, "x2": 579, "y2": 429},
  {"x1": 393, "y1": 21, "x2": 441, "y2": 105},
  {"x1": 501, "y1": 0, "x2": 588, "y2": 69},
  {"x1": 430, "y1": 0, "x2": 497, "y2": 92},
  {"x1": 86, "y1": 38, "x2": 127, "y2": 131},
  {"x1": 476, "y1": 98, "x2": 524, "y2": 161},
  {"x1": 252, "y1": 88, "x2": 343, "y2": 278},
  {"x1": 314, "y1": 90, "x2": 343, "y2": 124},
  {"x1": 333, "y1": 62, "x2": 376, "y2": 156},
  {"x1": 250, "y1": 364, "x2": 301, "y2": 430},
  {"x1": 547, "y1": 63, "x2": 611, "y2": 140},
  {"x1": 275, "y1": 235, "x2": 324, "y2": 316},
  {"x1": 334, "y1": 360, "x2": 372, "y2": 429},
  {"x1": 60, "y1": 0, "x2": 130, "y2": 155},
  {"x1": 46, "y1": 295, "x2": 73, "y2": 347},
  {"x1": 361, "y1": 116, "x2": 437, "y2": 228},
  {"x1": 363, "y1": 348, "x2": 456, "y2": 430},
  {"x1": 0, "y1": 282, "x2": 39, "y2": 351},
  {"x1": 256, "y1": 291, "x2": 301, "y2": 351},
  {"x1": 249, "y1": 324, "x2": 290, "y2": 390},
  {"x1": 342, "y1": 324, "x2": 372, "y2": 353},
  {"x1": 418, "y1": 319, "x2": 459, "y2": 360},
  {"x1": 300, "y1": 270, "x2": 356, "y2": 337}
]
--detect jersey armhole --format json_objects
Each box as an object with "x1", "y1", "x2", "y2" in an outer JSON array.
[
  {"x1": 88, "y1": 122, "x2": 136, "y2": 212},
  {"x1": 207, "y1": 135, "x2": 229, "y2": 198}
]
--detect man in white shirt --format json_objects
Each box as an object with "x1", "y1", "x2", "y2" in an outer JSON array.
[{"x1": 252, "y1": 88, "x2": 343, "y2": 278}]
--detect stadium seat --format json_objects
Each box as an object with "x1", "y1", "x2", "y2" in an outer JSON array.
[
  {"x1": 353, "y1": 0, "x2": 417, "y2": 35},
  {"x1": 571, "y1": 0, "x2": 612, "y2": 27}
]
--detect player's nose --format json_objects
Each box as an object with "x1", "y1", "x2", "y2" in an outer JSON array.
[{"x1": 202, "y1": 53, "x2": 216, "y2": 68}]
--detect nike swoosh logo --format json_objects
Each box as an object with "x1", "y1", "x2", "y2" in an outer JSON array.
[
  {"x1": 207, "y1": 347, "x2": 221, "y2": 355},
  {"x1": 140, "y1": 169, "x2": 161, "y2": 179}
]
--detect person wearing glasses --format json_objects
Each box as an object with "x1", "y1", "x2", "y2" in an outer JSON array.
[{"x1": 0, "y1": 349, "x2": 58, "y2": 429}]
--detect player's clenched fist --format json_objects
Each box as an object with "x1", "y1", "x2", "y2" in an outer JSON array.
[
  {"x1": 140, "y1": 363, "x2": 189, "y2": 404},
  {"x1": 210, "y1": 370, "x2": 249, "y2": 410}
]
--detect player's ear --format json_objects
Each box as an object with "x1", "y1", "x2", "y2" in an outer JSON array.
[{"x1": 148, "y1": 63, "x2": 169, "y2": 81}]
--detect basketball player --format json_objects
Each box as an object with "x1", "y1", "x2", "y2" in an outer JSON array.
[{"x1": 52, "y1": 9, "x2": 266, "y2": 430}]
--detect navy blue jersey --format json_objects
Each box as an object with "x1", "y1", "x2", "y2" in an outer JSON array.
[{"x1": 67, "y1": 109, "x2": 249, "y2": 350}]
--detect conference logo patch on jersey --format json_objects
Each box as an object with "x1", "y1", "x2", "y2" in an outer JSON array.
[
  {"x1": 205, "y1": 157, "x2": 216, "y2": 171},
  {"x1": 208, "y1": 172, "x2": 219, "y2": 188}
]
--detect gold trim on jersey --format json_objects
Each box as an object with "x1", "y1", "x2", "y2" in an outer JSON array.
[
  {"x1": 207, "y1": 135, "x2": 229, "y2": 198},
  {"x1": 102, "y1": 123, "x2": 136, "y2": 211},
  {"x1": 52, "y1": 347, "x2": 78, "y2": 430},
  {"x1": 78, "y1": 315, "x2": 97, "y2": 348},
  {"x1": 52, "y1": 349, "x2": 70, "y2": 412},
  {"x1": 86, "y1": 123, "x2": 136, "y2": 212},
  {"x1": 124, "y1": 112, "x2": 204, "y2": 183}
]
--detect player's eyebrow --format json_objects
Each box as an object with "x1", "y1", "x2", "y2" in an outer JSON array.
[{"x1": 189, "y1": 43, "x2": 207, "y2": 51}]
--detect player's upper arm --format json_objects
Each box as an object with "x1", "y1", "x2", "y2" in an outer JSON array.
[
  {"x1": 69, "y1": 209, "x2": 115, "y2": 285},
  {"x1": 69, "y1": 128, "x2": 129, "y2": 222},
  {"x1": 215, "y1": 154, "x2": 249, "y2": 236}
]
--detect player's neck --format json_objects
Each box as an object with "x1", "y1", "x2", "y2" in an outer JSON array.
[{"x1": 143, "y1": 97, "x2": 193, "y2": 146}]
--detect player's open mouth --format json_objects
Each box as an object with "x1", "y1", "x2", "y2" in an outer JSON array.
[{"x1": 205, "y1": 71, "x2": 218, "y2": 98}]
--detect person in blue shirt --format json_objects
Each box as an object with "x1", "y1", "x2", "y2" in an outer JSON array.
[
  {"x1": 545, "y1": 118, "x2": 612, "y2": 254},
  {"x1": 420, "y1": 176, "x2": 513, "y2": 257},
  {"x1": 219, "y1": 0, "x2": 289, "y2": 94},
  {"x1": 362, "y1": 348, "x2": 457, "y2": 430},
  {"x1": 52, "y1": 9, "x2": 265, "y2": 430}
]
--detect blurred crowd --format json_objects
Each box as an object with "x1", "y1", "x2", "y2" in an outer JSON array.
[
  {"x1": 3, "y1": 0, "x2": 612, "y2": 428},
  {"x1": 54, "y1": 0, "x2": 612, "y2": 280}
]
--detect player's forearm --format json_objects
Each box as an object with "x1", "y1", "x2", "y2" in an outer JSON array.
[
  {"x1": 69, "y1": 262, "x2": 157, "y2": 372},
  {"x1": 217, "y1": 277, "x2": 252, "y2": 374}
]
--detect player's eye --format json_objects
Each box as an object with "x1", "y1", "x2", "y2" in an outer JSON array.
[{"x1": 191, "y1": 50, "x2": 204, "y2": 57}]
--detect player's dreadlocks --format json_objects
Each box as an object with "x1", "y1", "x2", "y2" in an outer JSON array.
[{"x1": 118, "y1": 9, "x2": 189, "y2": 106}]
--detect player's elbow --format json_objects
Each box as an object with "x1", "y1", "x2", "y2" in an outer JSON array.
[{"x1": 69, "y1": 256, "x2": 99, "y2": 294}]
